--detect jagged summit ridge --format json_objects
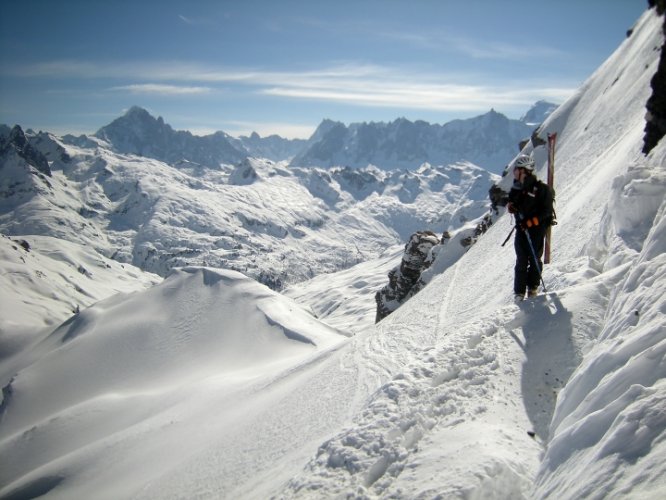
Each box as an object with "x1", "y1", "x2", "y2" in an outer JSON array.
[
  {"x1": 289, "y1": 107, "x2": 553, "y2": 173},
  {"x1": 0, "y1": 125, "x2": 52, "y2": 177}
]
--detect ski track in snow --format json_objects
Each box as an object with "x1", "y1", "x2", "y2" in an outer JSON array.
[
  {"x1": 436, "y1": 255, "x2": 461, "y2": 329},
  {"x1": 278, "y1": 247, "x2": 626, "y2": 499},
  {"x1": 281, "y1": 303, "x2": 529, "y2": 498}
]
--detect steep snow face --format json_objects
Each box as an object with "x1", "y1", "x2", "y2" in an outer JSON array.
[
  {"x1": 524, "y1": 11, "x2": 666, "y2": 495},
  {"x1": 535, "y1": 147, "x2": 666, "y2": 498}
]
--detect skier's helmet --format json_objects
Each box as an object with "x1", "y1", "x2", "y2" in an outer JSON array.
[{"x1": 515, "y1": 154, "x2": 535, "y2": 171}]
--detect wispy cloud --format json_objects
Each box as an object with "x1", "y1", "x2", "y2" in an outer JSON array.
[
  {"x1": 449, "y1": 38, "x2": 564, "y2": 60},
  {"x1": 261, "y1": 83, "x2": 570, "y2": 112},
  {"x1": 177, "y1": 13, "x2": 218, "y2": 26},
  {"x1": 374, "y1": 29, "x2": 565, "y2": 60},
  {"x1": 3, "y1": 59, "x2": 574, "y2": 112},
  {"x1": 253, "y1": 64, "x2": 573, "y2": 111},
  {"x1": 110, "y1": 83, "x2": 212, "y2": 95},
  {"x1": 2, "y1": 60, "x2": 106, "y2": 78},
  {"x1": 1, "y1": 60, "x2": 261, "y2": 84}
]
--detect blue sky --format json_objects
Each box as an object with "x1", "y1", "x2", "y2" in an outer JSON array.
[{"x1": 0, "y1": 0, "x2": 648, "y2": 139}]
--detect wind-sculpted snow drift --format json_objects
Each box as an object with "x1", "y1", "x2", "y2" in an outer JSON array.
[{"x1": 0, "y1": 267, "x2": 348, "y2": 499}]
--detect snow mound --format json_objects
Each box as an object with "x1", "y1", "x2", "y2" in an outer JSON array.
[{"x1": 0, "y1": 267, "x2": 347, "y2": 499}]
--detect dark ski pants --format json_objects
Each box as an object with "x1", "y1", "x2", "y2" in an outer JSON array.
[{"x1": 514, "y1": 226, "x2": 546, "y2": 295}]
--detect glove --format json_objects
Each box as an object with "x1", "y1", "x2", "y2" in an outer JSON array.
[
  {"x1": 507, "y1": 202, "x2": 517, "y2": 214},
  {"x1": 520, "y1": 216, "x2": 539, "y2": 229}
]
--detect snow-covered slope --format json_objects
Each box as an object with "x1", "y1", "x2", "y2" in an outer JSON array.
[
  {"x1": 0, "y1": 234, "x2": 160, "y2": 356},
  {"x1": 283, "y1": 9, "x2": 666, "y2": 498},
  {"x1": 0, "y1": 6, "x2": 665, "y2": 500}
]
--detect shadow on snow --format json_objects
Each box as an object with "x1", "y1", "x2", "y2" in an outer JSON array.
[{"x1": 510, "y1": 293, "x2": 576, "y2": 441}]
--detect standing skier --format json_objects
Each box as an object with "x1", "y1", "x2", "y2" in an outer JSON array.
[{"x1": 506, "y1": 155, "x2": 554, "y2": 301}]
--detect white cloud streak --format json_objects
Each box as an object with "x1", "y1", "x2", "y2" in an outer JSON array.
[
  {"x1": 262, "y1": 81, "x2": 574, "y2": 112},
  {"x1": 456, "y1": 40, "x2": 563, "y2": 60},
  {"x1": 177, "y1": 14, "x2": 217, "y2": 27},
  {"x1": 110, "y1": 83, "x2": 212, "y2": 95},
  {"x1": 3, "y1": 59, "x2": 575, "y2": 111}
]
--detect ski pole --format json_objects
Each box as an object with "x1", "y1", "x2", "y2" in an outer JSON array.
[
  {"x1": 523, "y1": 227, "x2": 548, "y2": 292},
  {"x1": 501, "y1": 225, "x2": 515, "y2": 247}
]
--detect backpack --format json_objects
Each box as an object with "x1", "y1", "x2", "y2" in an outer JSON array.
[{"x1": 539, "y1": 180, "x2": 557, "y2": 226}]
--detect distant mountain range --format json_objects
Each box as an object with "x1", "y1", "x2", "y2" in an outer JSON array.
[
  {"x1": 0, "y1": 121, "x2": 499, "y2": 293},
  {"x1": 66, "y1": 102, "x2": 556, "y2": 174},
  {"x1": 290, "y1": 105, "x2": 555, "y2": 172}
]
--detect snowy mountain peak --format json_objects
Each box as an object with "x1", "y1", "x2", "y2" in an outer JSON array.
[
  {"x1": 520, "y1": 100, "x2": 559, "y2": 125},
  {"x1": 125, "y1": 104, "x2": 161, "y2": 123},
  {"x1": 61, "y1": 103, "x2": 555, "y2": 173},
  {"x1": 97, "y1": 106, "x2": 171, "y2": 141},
  {"x1": 314, "y1": 118, "x2": 346, "y2": 136},
  {"x1": 94, "y1": 106, "x2": 246, "y2": 167},
  {"x1": 468, "y1": 107, "x2": 510, "y2": 127}
]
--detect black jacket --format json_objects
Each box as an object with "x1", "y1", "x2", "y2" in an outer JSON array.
[{"x1": 508, "y1": 175, "x2": 554, "y2": 225}]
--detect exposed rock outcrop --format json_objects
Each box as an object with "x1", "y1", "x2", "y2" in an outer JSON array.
[
  {"x1": 0, "y1": 125, "x2": 52, "y2": 177},
  {"x1": 643, "y1": 3, "x2": 666, "y2": 154},
  {"x1": 375, "y1": 231, "x2": 441, "y2": 322}
]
